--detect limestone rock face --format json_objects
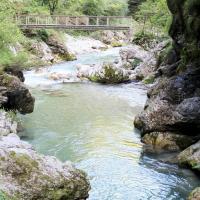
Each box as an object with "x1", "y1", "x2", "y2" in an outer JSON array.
[
  {"x1": 30, "y1": 41, "x2": 54, "y2": 63},
  {"x1": 4, "y1": 66, "x2": 25, "y2": 82},
  {"x1": 134, "y1": 0, "x2": 200, "y2": 145},
  {"x1": 142, "y1": 132, "x2": 195, "y2": 153},
  {"x1": 0, "y1": 111, "x2": 17, "y2": 136},
  {"x1": 188, "y1": 187, "x2": 200, "y2": 200},
  {"x1": 46, "y1": 34, "x2": 76, "y2": 61},
  {"x1": 0, "y1": 74, "x2": 35, "y2": 114},
  {"x1": 178, "y1": 140, "x2": 200, "y2": 171},
  {"x1": 0, "y1": 134, "x2": 90, "y2": 200}
]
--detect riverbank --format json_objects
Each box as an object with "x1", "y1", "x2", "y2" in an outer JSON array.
[
  {"x1": 0, "y1": 68, "x2": 90, "y2": 199},
  {"x1": 20, "y1": 46, "x2": 200, "y2": 199}
]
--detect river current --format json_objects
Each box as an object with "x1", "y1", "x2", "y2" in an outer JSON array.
[{"x1": 21, "y1": 48, "x2": 200, "y2": 200}]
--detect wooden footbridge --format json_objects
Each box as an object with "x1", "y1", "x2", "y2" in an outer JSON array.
[{"x1": 16, "y1": 15, "x2": 132, "y2": 31}]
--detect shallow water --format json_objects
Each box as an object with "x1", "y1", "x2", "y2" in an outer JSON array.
[{"x1": 21, "y1": 48, "x2": 200, "y2": 200}]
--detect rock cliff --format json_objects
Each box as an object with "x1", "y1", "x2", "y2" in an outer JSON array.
[{"x1": 134, "y1": 0, "x2": 200, "y2": 196}]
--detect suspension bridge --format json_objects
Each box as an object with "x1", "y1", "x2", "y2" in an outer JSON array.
[{"x1": 16, "y1": 15, "x2": 132, "y2": 31}]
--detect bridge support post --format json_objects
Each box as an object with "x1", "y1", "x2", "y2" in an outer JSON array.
[
  {"x1": 75, "y1": 17, "x2": 78, "y2": 26},
  {"x1": 106, "y1": 17, "x2": 110, "y2": 26},
  {"x1": 65, "y1": 17, "x2": 68, "y2": 25},
  {"x1": 96, "y1": 17, "x2": 99, "y2": 26},
  {"x1": 86, "y1": 17, "x2": 89, "y2": 26}
]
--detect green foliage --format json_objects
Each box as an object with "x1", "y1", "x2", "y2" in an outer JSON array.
[
  {"x1": 142, "y1": 75, "x2": 155, "y2": 84},
  {"x1": 131, "y1": 58, "x2": 142, "y2": 69},
  {"x1": 128, "y1": 0, "x2": 144, "y2": 15},
  {"x1": 133, "y1": 31, "x2": 155, "y2": 49},
  {"x1": 0, "y1": 0, "x2": 23, "y2": 49},
  {"x1": 0, "y1": 49, "x2": 29, "y2": 70},
  {"x1": 134, "y1": 0, "x2": 171, "y2": 33},
  {"x1": 82, "y1": 0, "x2": 105, "y2": 16},
  {"x1": 111, "y1": 41, "x2": 123, "y2": 47}
]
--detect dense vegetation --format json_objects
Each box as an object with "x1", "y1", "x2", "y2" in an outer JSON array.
[{"x1": 0, "y1": 0, "x2": 171, "y2": 70}]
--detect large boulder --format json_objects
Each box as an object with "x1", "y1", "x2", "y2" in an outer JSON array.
[
  {"x1": 0, "y1": 74, "x2": 35, "y2": 114},
  {"x1": 134, "y1": 71, "x2": 200, "y2": 136},
  {"x1": 29, "y1": 41, "x2": 54, "y2": 63},
  {"x1": 46, "y1": 34, "x2": 76, "y2": 61},
  {"x1": 0, "y1": 134, "x2": 90, "y2": 200},
  {"x1": 188, "y1": 187, "x2": 200, "y2": 200},
  {"x1": 88, "y1": 63, "x2": 130, "y2": 84},
  {"x1": 132, "y1": 1, "x2": 200, "y2": 198}
]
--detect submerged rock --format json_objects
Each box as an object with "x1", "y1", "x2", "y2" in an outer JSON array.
[
  {"x1": 0, "y1": 134, "x2": 90, "y2": 200},
  {"x1": 48, "y1": 72, "x2": 73, "y2": 81}
]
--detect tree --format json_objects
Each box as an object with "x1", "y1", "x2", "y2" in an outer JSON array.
[
  {"x1": 128, "y1": 0, "x2": 145, "y2": 15},
  {"x1": 82, "y1": 0, "x2": 105, "y2": 16},
  {"x1": 43, "y1": 0, "x2": 59, "y2": 15}
]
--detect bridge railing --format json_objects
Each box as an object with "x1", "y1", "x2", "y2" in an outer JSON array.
[{"x1": 15, "y1": 15, "x2": 132, "y2": 29}]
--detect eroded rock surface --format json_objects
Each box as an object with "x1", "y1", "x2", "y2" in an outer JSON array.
[
  {"x1": 78, "y1": 63, "x2": 130, "y2": 84},
  {"x1": 188, "y1": 187, "x2": 200, "y2": 200},
  {"x1": 134, "y1": 0, "x2": 200, "y2": 146},
  {"x1": 178, "y1": 140, "x2": 200, "y2": 171},
  {"x1": 0, "y1": 134, "x2": 90, "y2": 200},
  {"x1": 142, "y1": 132, "x2": 195, "y2": 153},
  {"x1": 134, "y1": 0, "x2": 200, "y2": 197}
]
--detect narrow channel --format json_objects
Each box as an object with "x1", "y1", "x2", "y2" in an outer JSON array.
[{"x1": 20, "y1": 48, "x2": 200, "y2": 200}]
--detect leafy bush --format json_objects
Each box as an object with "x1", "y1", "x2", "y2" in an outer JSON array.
[{"x1": 0, "y1": 49, "x2": 29, "y2": 70}]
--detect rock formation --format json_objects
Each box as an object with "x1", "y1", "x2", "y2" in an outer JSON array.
[
  {"x1": 0, "y1": 133, "x2": 90, "y2": 200},
  {"x1": 134, "y1": 0, "x2": 200, "y2": 197},
  {"x1": 135, "y1": 0, "x2": 200, "y2": 150},
  {"x1": 0, "y1": 73, "x2": 35, "y2": 114}
]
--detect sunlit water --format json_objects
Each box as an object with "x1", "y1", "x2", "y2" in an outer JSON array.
[{"x1": 21, "y1": 48, "x2": 200, "y2": 200}]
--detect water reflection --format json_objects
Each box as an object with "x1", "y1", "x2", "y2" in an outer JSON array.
[
  {"x1": 20, "y1": 83, "x2": 199, "y2": 200},
  {"x1": 21, "y1": 47, "x2": 199, "y2": 200}
]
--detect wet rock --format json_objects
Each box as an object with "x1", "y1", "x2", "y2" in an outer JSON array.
[
  {"x1": 0, "y1": 74, "x2": 35, "y2": 114},
  {"x1": 0, "y1": 134, "x2": 90, "y2": 200},
  {"x1": 178, "y1": 140, "x2": 200, "y2": 171},
  {"x1": 65, "y1": 34, "x2": 107, "y2": 55},
  {"x1": 134, "y1": 72, "x2": 200, "y2": 135},
  {"x1": 4, "y1": 66, "x2": 25, "y2": 82},
  {"x1": 48, "y1": 72, "x2": 73, "y2": 81},
  {"x1": 188, "y1": 187, "x2": 200, "y2": 200},
  {"x1": 119, "y1": 45, "x2": 157, "y2": 81},
  {"x1": 88, "y1": 63, "x2": 130, "y2": 84},
  {"x1": 142, "y1": 132, "x2": 195, "y2": 153},
  {"x1": 30, "y1": 41, "x2": 54, "y2": 63},
  {"x1": 46, "y1": 34, "x2": 76, "y2": 61}
]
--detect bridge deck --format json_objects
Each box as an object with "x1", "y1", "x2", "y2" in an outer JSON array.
[{"x1": 16, "y1": 15, "x2": 132, "y2": 31}]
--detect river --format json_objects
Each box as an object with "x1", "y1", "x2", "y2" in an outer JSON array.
[{"x1": 20, "y1": 47, "x2": 200, "y2": 200}]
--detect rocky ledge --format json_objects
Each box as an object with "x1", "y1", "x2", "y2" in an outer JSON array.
[{"x1": 0, "y1": 68, "x2": 90, "y2": 199}]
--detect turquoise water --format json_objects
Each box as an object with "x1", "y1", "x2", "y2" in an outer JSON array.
[{"x1": 21, "y1": 48, "x2": 200, "y2": 200}]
